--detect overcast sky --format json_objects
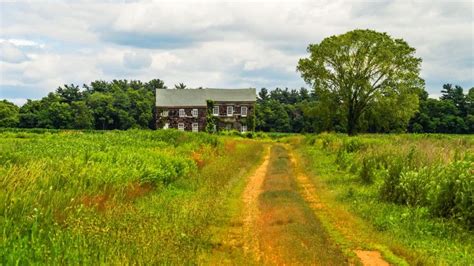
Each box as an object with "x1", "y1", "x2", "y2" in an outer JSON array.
[{"x1": 0, "y1": 0, "x2": 473, "y2": 105}]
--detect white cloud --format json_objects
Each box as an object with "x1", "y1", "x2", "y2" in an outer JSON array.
[
  {"x1": 0, "y1": 0, "x2": 473, "y2": 101},
  {"x1": 0, "y1": 41, "x2": 29, "y2": 63},
  {"x1": 123, "y1": 51, "x2": 152, "y2": 69},
  {"x1": 0, "y1": 38, "x2": 45, "y2": 48},
  {"x1": 6, "y1": 98, "x2": 27, "y2": 106}
]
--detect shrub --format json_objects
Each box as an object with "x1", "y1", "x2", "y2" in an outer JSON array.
[
  {"x1": 317, "y1": 133, "x2": 335, "y2": 151},
  {"x1": 397, "y1": 168, "x2": 432, "y2": 206},
  {"x1": 359, "y1": 157, "x2": 376, "y2": 184},
  {"x1": 342, "y1": 138, "x2": 364, "y2": 153},
  {"x1": 336, "y1": 148, "x2": 351, "y2": 170},
  {"x1": 140, "y1": 155, "x2": 196, "y2": 185},
  {"x1": 380, "y1": 157, "x2": 405, "y2": 203},
  {"x1": 255, "y1": 131, "x2": 269, "y2": 139},
  {"x1": 307, "y1": 136, "x2": 316, "y2": 145},
  {"x1": 429, "y1": 160, "x2": 473, "y2": 228}
]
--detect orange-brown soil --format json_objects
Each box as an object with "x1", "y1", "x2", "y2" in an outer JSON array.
[
  {"x1": 355, "y1": 250, "x2": 390, "y2": 266},
  {"x1": 215, "y1": 145, "x2": 348, "y2": 265},
  {"x1": 210, "y1": 144, "x2": 392, "y2": 265}
]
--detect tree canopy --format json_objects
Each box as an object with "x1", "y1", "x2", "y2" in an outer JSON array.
[
  {"x1": 174, "y1": 83, "x2": 187, "y2": 89},
  {"x1": 12, "y1": 79, "x2": 165, "y2": 130},
  {"x1": 297, "y1": 29, "x2": 425, "y2": 135},
  {"x1": 409, "y1": 85, "x2": 473, "y2": 133},
  {"x1": 0, "y1": 82, "x2": 471, "y2": 134},
  {"x1": 0, "y1": 100, "x2": 19, "y2": 127}
]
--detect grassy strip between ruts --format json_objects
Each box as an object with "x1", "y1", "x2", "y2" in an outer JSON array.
[
  {"x1": 289, "y1": 134, "x2": 473, "y2": 265},
  {"x1": 199, "y1": 145, "x2": 271, "y2": 265},
  {"x1": 204, "y1": 144, "x2": 348, "y2": 265},
  {"x1": 1, "y1": 129, "x2": 266, "y2": 264},
  {"x1": 256, "y1": 145, "x2": 347, "y2": 265}
]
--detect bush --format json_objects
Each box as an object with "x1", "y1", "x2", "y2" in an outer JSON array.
[
  {"x1": 359, "y1": 157, "x2": 376, "y2": 184},
  {"x1": 429, "y1": 160, "x2": 473, "y2": 228},
  {"x1": 317, "y1": 133, "x2": 341, "y2": 152},
  {"x1": 379, "y1": 158, "x2": 403, "y2": 203},
  {"x1": 397, "y1": 168, "x2": 432, "y2": 206},
  {"x1": 140, "y1": 155, "x2": 196, "y2": 185},
  {"x1": 336, "y1": 148, "x2": 351, "y2": 170},
  {"x1": 379, "y1": 155, "x2": 473, "y2": 228},
  {"x1": 342, "y1": 138, "x2": 364, "y2": 153}
]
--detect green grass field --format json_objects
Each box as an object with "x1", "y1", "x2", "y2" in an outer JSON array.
[
  {"x1": 0, "y1": 129, "x2": 264, "y2": 264},
  {"x1": 1, "y1": 129, "x2": 472, "y2": 264},
  {"x1": 295, "y1": 133, "x2": 473, "y2": 265}
]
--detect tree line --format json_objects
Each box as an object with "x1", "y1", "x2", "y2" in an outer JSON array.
[
  {"x1": 0, "y1": 80, "x2": 472, "y2": 134},
  {"x1": 255, "y1": 85, "x2": 473, "y2": 134},
  {"x1": 408, "y1": 84, "x2": 474, "y2": 133},
  {"x1": 0, "y1": 79, "x2": 165, "y2": 130}
]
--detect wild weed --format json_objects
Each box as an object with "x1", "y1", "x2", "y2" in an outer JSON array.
[{"x1": 0, "y1": 129, "x2": 265, "y2": 263}]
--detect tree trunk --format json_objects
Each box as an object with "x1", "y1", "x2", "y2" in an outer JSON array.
[{"x1": 347, "y1": 105, "x2": 357, "y2": 136}]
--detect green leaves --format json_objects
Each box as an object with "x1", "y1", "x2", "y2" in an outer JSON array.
[
  {"x1": 297, "y1": 29, "x2": 424, "y2": 135},
  {"x1": 205, "y1": 100, "x2": 216, "y2": 133},
  {"x1": 17, "y1": 79, "x2": 161, "y2": 130},
  {"x1": 0, "y1": 100, "x2": 20, "y2": 127}
]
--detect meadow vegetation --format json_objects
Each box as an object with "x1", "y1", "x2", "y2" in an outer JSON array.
[
  {"x1": 298, "y1": 133, "x2": 473, "y2": 264},
  {"x1": 0, "y1": 129, "x2": 264, "y2": 264},
  {"x1": 1, "y1": 128, "x2": 472, "y2": 264}
]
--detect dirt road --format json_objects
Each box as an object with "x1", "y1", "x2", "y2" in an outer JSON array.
[{"x1": 210, "y1": 144, "x2": 390, "y2": 265}]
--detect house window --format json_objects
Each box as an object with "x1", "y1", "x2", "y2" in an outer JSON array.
[
  {"x1": 213, "y1": 106, "x2": 219, "y2": 116},
  {"x1": 241, "y1": 125, "x2": 247, "y2": 133},
  {"x1": 226, "y1": 124, "x2": 232, "y2": 130},
  {"x1": 161, "y1": 110, "x2": 168, "y2": 117},
  {"x1": 192, "y1": 123, "x2": 199, "y2": 132},
  {"x1": 227, "y1": 106, "x2": 233, "y2": 116},
  {"x1": 178, "y1": 123, "x2": 185, "y2": 131},
  {"x1": 241, "y1": 106, "x2": 247, "y2": 117},
  {"x1": 192, "y1": 109, "x2": 198, "y2": 118},
  {"x1": 163, "y1": 123, "x2": 169, "y2": 129},
  {"x1": 179, "y1": 109, "x2": 185, "y2": 117}
]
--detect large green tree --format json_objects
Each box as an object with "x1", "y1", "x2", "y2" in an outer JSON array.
[
  {"x1": 297, "y1": 29, "x2": 424, "y2": 135},
  {"x1": 0, "y1": 100, "x2": 19, "y2": 127}
]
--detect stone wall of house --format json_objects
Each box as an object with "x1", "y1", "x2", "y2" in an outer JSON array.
[
  {"x1": 156, "y1": 107, "x2": 207, "y2": 132},
  {"x1": 156, "y1": 101, "x2": 255, "y2": 132},
  {"x1": 213, "y1": 101, "x2": 254, "y2": 131}
]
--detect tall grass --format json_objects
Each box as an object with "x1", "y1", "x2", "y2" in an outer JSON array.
[
  {"x1": 0, "y1": 129, "x2": 264, "y2": 264},
  {"x1": 301, "y1": 133, "x2": 473, "y2": 264},
  {"x1": 309, "y1": 133, "x2": 473, "y2": 228}
]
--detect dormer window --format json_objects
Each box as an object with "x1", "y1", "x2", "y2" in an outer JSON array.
[
  {"x1": 241, "y1": 106, "x2": 247, "y2": 117},
  {"x1": 227, "y1": 106, "x2": 233, "y2": 116},
  {"x1": 192, "y1": 109, "x2": 198, "y2": 118},
  {"x1": 179, "y1": 109, "x2": 185, "y2": 117}
]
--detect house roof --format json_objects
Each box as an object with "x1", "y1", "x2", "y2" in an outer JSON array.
[{"x1": 156, "y1": 88, "x2": 256, "y2": 107}]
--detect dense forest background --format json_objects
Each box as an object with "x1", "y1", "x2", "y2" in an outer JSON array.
[{"x1": 0, "y1": 79, "x2": 472, "y2": 134}]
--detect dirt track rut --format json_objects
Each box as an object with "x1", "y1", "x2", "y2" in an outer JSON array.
[
  {"x1": 239, "y1": 145, "x2": 346, "y2": 265},
  {"x1": 214, "y1": 144, "x2": 390, "y2": 265}
]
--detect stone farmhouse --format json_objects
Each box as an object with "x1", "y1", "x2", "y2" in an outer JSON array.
[{"x1": 156, "y1": 88, "x2": 256, "y2": 132}]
